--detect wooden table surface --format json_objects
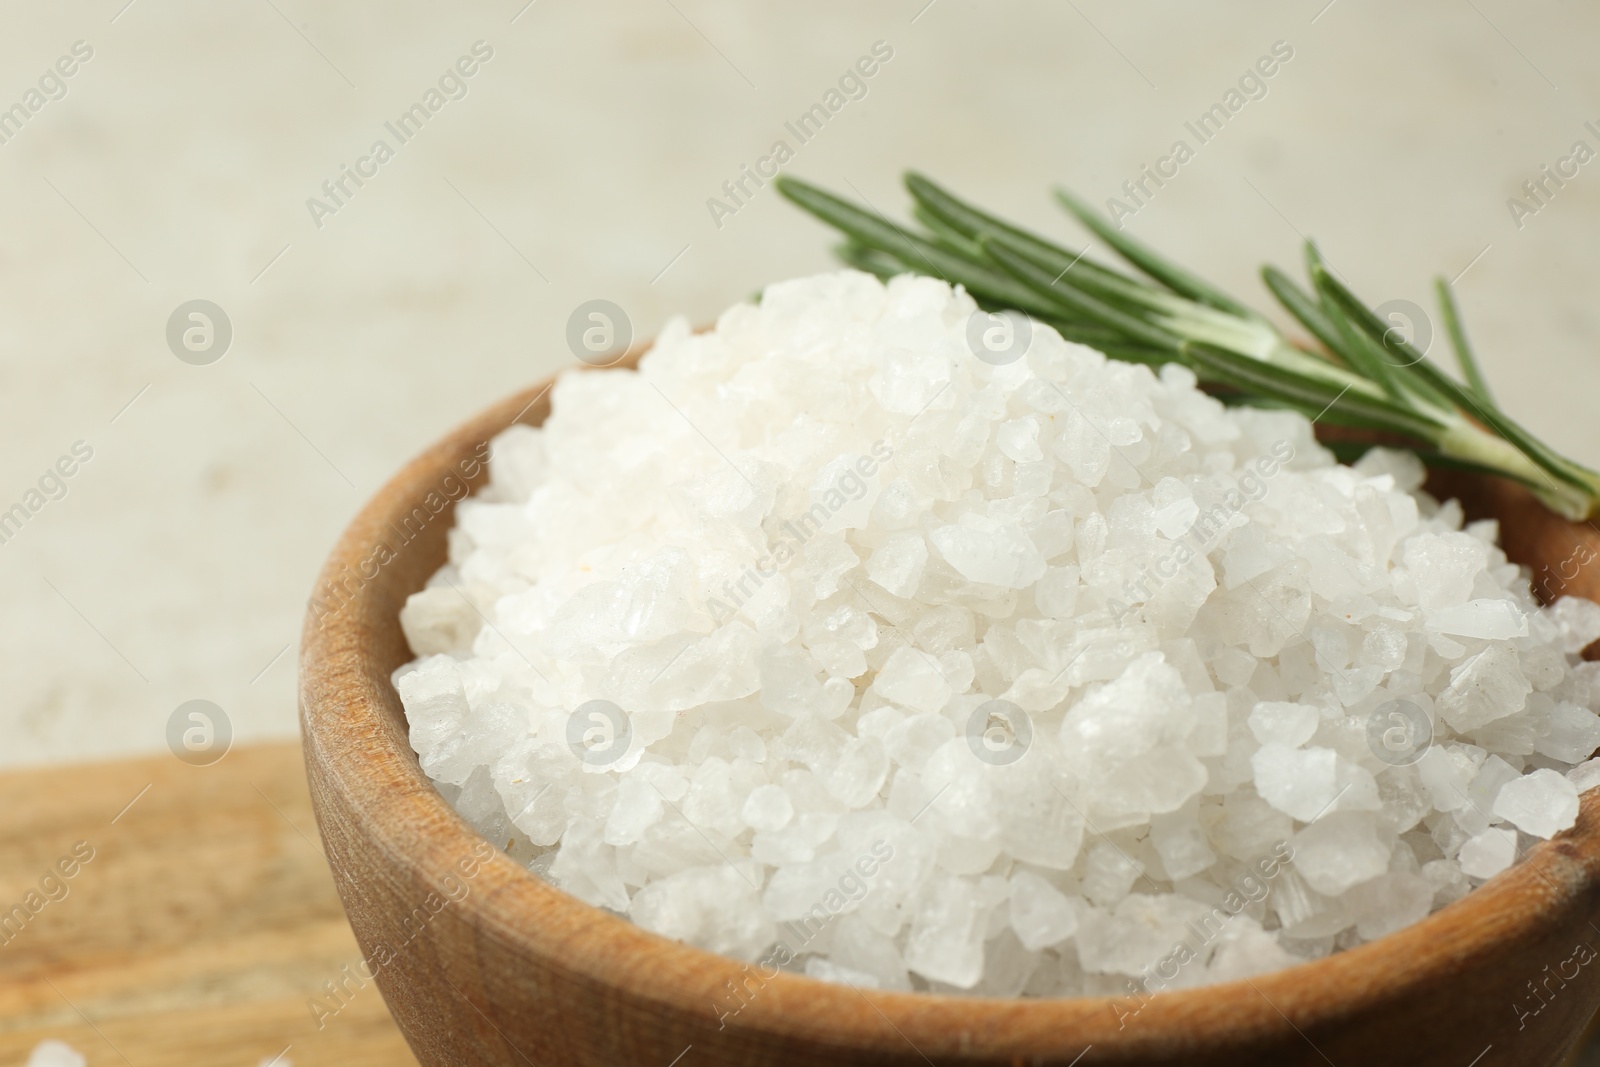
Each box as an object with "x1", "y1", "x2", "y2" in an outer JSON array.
[
  {"x1": 3, "y1": 740, "x2": 1599, "y2": 1067},
  {"x1": 0, "y1": 741, "x2": 418, "y2": 1067}
]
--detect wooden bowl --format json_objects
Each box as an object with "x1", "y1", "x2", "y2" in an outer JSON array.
[{"x1": 299, "y1": 352, "x2": 1600, "y2": 1067}]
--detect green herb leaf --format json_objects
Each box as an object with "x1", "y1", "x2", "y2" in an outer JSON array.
[
  {"x1": 778, "y1": 171, "x2": 1600, "y2": 519},
  {"x1": 1053, "y1": 187, "x2": 1256, "y2": 319},
  {"x1": 1183, "y1": 342, "x2": 1447, "y2": 440},
  {"x1": 1436, "y1": 277, "x2": 1495, "y2": 405}
]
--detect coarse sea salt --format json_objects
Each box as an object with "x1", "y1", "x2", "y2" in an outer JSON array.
[
  {"x1": 395, "y1": 270, "x2": 1600, "y2": 997},
  {"x1": 26, "y1": 1041, "x2": 85, "y2": 1067}
]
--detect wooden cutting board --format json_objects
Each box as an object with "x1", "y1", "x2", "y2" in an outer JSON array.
[{"x1": 0, "y1": 741, "x2": 417, "y2": 1067}]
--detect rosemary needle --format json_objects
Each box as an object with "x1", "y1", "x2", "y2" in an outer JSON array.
[{"x1": 777, "y1": 172, "x2": 1600, "y2": 521}]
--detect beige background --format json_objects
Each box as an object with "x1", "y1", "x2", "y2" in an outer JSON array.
[{"x1": 1, "y1": 0, "x2": 1596, "y2": 768}]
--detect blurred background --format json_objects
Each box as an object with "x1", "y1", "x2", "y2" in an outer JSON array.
[{"x1": 1, "y1": 0, "x2": 1598, "y2": 767}]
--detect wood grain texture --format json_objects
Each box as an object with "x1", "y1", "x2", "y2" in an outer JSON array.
[
  {"x1": 0, "y1": 742, "x2": 418, "y2": 1067},
  {"x1": 299, "y1": 361, "x2": 1600, "y2": 1067}
]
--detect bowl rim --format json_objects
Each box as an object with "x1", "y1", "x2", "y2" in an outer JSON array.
[{"x1": 299, "y1": 354, "x2": 1600, "y2": 1061}]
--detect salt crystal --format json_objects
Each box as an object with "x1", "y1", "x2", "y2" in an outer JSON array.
[
  {"x1": 1458, "y1": 827, "x2": 1518, "y2": 880},
  {"x1": 728, "y1": 725, "x2": 768, "y2": 763},
  {"x1": 1534, "y1": 702, "x2": 1600, "y2": 764},
  {"x1": 750, "y1": 811, "x2": 838, "y2": 866},
  {"x1": 1213, "y1": 646, "x2": 1259, "y2": 687},
  {"x1": 920, "y1": 738, "x2": 1002, "y2": 840},
  {"x1": 903, "y1": 876, "x2": 988, "y2": 988},
  {"x1": 1252, "y1": 744, "x2": 1339, "y2": 822},
  {"x1": 1403, "y1": 531, "x2": 1490, "y2": 612},
  {"x1": 1027, "y1": 510, "x2": 1075, "y2": 561},
  {"x1": 1269, "y1": 865, "x2": 1352, "y2": 939},
  {"x1": 1076, "y1": 894, "x2": 1211, "y2": 976},
  {"x1": 1491, "y1": 768, "x2": 1579, "y2": 839},
  {"x1": 26, "y1": 1042, "x2": 85, "y2": 1067},
  {"x1": 1059, "y1": 652, "x2": 1206, "y2": 815},
  {"x1": 683, "y1": 758, "x2": 746, "y2": 839},
  {"x1": 828, "y1": 914, "x2": 913, "y2": 991},
  {"x1": 1551, "y1": 596, "x2": 1600, "y2": 655},
  {"x1": 882, "y1": 711, "x2": 955, "y2": 772},
  {"x1": 1008, "y1": 870, "x2": 1078, "y2": 950},
  {"x1": 395, "y1": 656, "x2": 470, "y2": 760},
  {"x1": 1429, "y1": 598, "x2": 1528, "y2": 641},
  {"x1": 996, "y1": 417, "x2": 1044, "y2": 463},
  {"x1": 1150, "y1": 477, "x2": 1199, "y2": 539},
  {"x1": 1360, "y1": 627, "x2": 1409, "y2": 672},
  {"x1": 1415, "y1": 744, "x2": 1484, "y2": 812},
  {"x1": 742, "y1": 783, "x2": 794, "y2": 831},
  {"x1": 1435, "y1": 645, "x2": 1531, "y2": 733},
  {"x1": 929, "y1": 519, "x2": 1047, "y2": 589},
  {"x1": 869, "y1": 343, "x2": 953, "y2": 415},
  {"x1": 1149, "y1": 804, "x2": 1217, "y2": 880},
  {"x1": 1205, "y1": 917, "x2": 1300, "y2": 983},
  {"x1": 1524, "y1": 644, "x2": 1567, "y2": 692},
  {"x1": 1442, "y1": 762, "x2": 1500, "y2": 840},
  {"x1": 632, "y1": 866, "x2": 775, "y2": 958},
  {"x1": 1421, "y1": 858, "x2": 1471, "y2": 905},
  {"x1": 775, "y1": 714, "x2": 850, "y2": 776},
  {"x1": 821, "y1": 736, "x2": 890, "y2": 809},
  {"x1": 971, "y1": 929, "x2": 1042, "y2": 997},
  {"x1": 1248, "y1": 701, "x2": 1320, "y2": 748},
  {"x1": 603, "y1": 776, "x2": 664, "y2": 846},
  {"x1": 1080, "y1": 840, "x2": 1144, "y2": 907},
  {"x1": 400, "y1": 584, "x2": 483, "y2": 656},
  {"x1": 1188, "y1": 692, "x2": 1229, "y2": 757},
  {"x1": 1213, "y1": 792, "x2": 1293, "y2": 861},
  {"x1": 453, "y1": 765, "x2": 513, "y2": 844},
  {"x1": 866, "y1": 531, "x2": 929, "y2": 598},
  {"x1": 1567, "y1": 757, "x2": 1600, "y2": 794},
  {"x1": 1347, "y1": 872, "x2": 1434, "y2": 940},
  {"x1": 804, "y1": 955, "x2": 883, "y2": 988},
  {"x1": 1034, "y1": 565, "x2": 1080, "y2": 618},
  {"x1": 871, "y1": 647, "x2": 953, "y2": 715},
  {"x1": 1290, "y1": 813, "x2": 1392, "y2": 896}
]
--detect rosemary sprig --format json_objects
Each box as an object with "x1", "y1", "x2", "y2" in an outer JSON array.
[{"x1": 776, "y1": 172, "x2": 1600, "y2": 521}]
